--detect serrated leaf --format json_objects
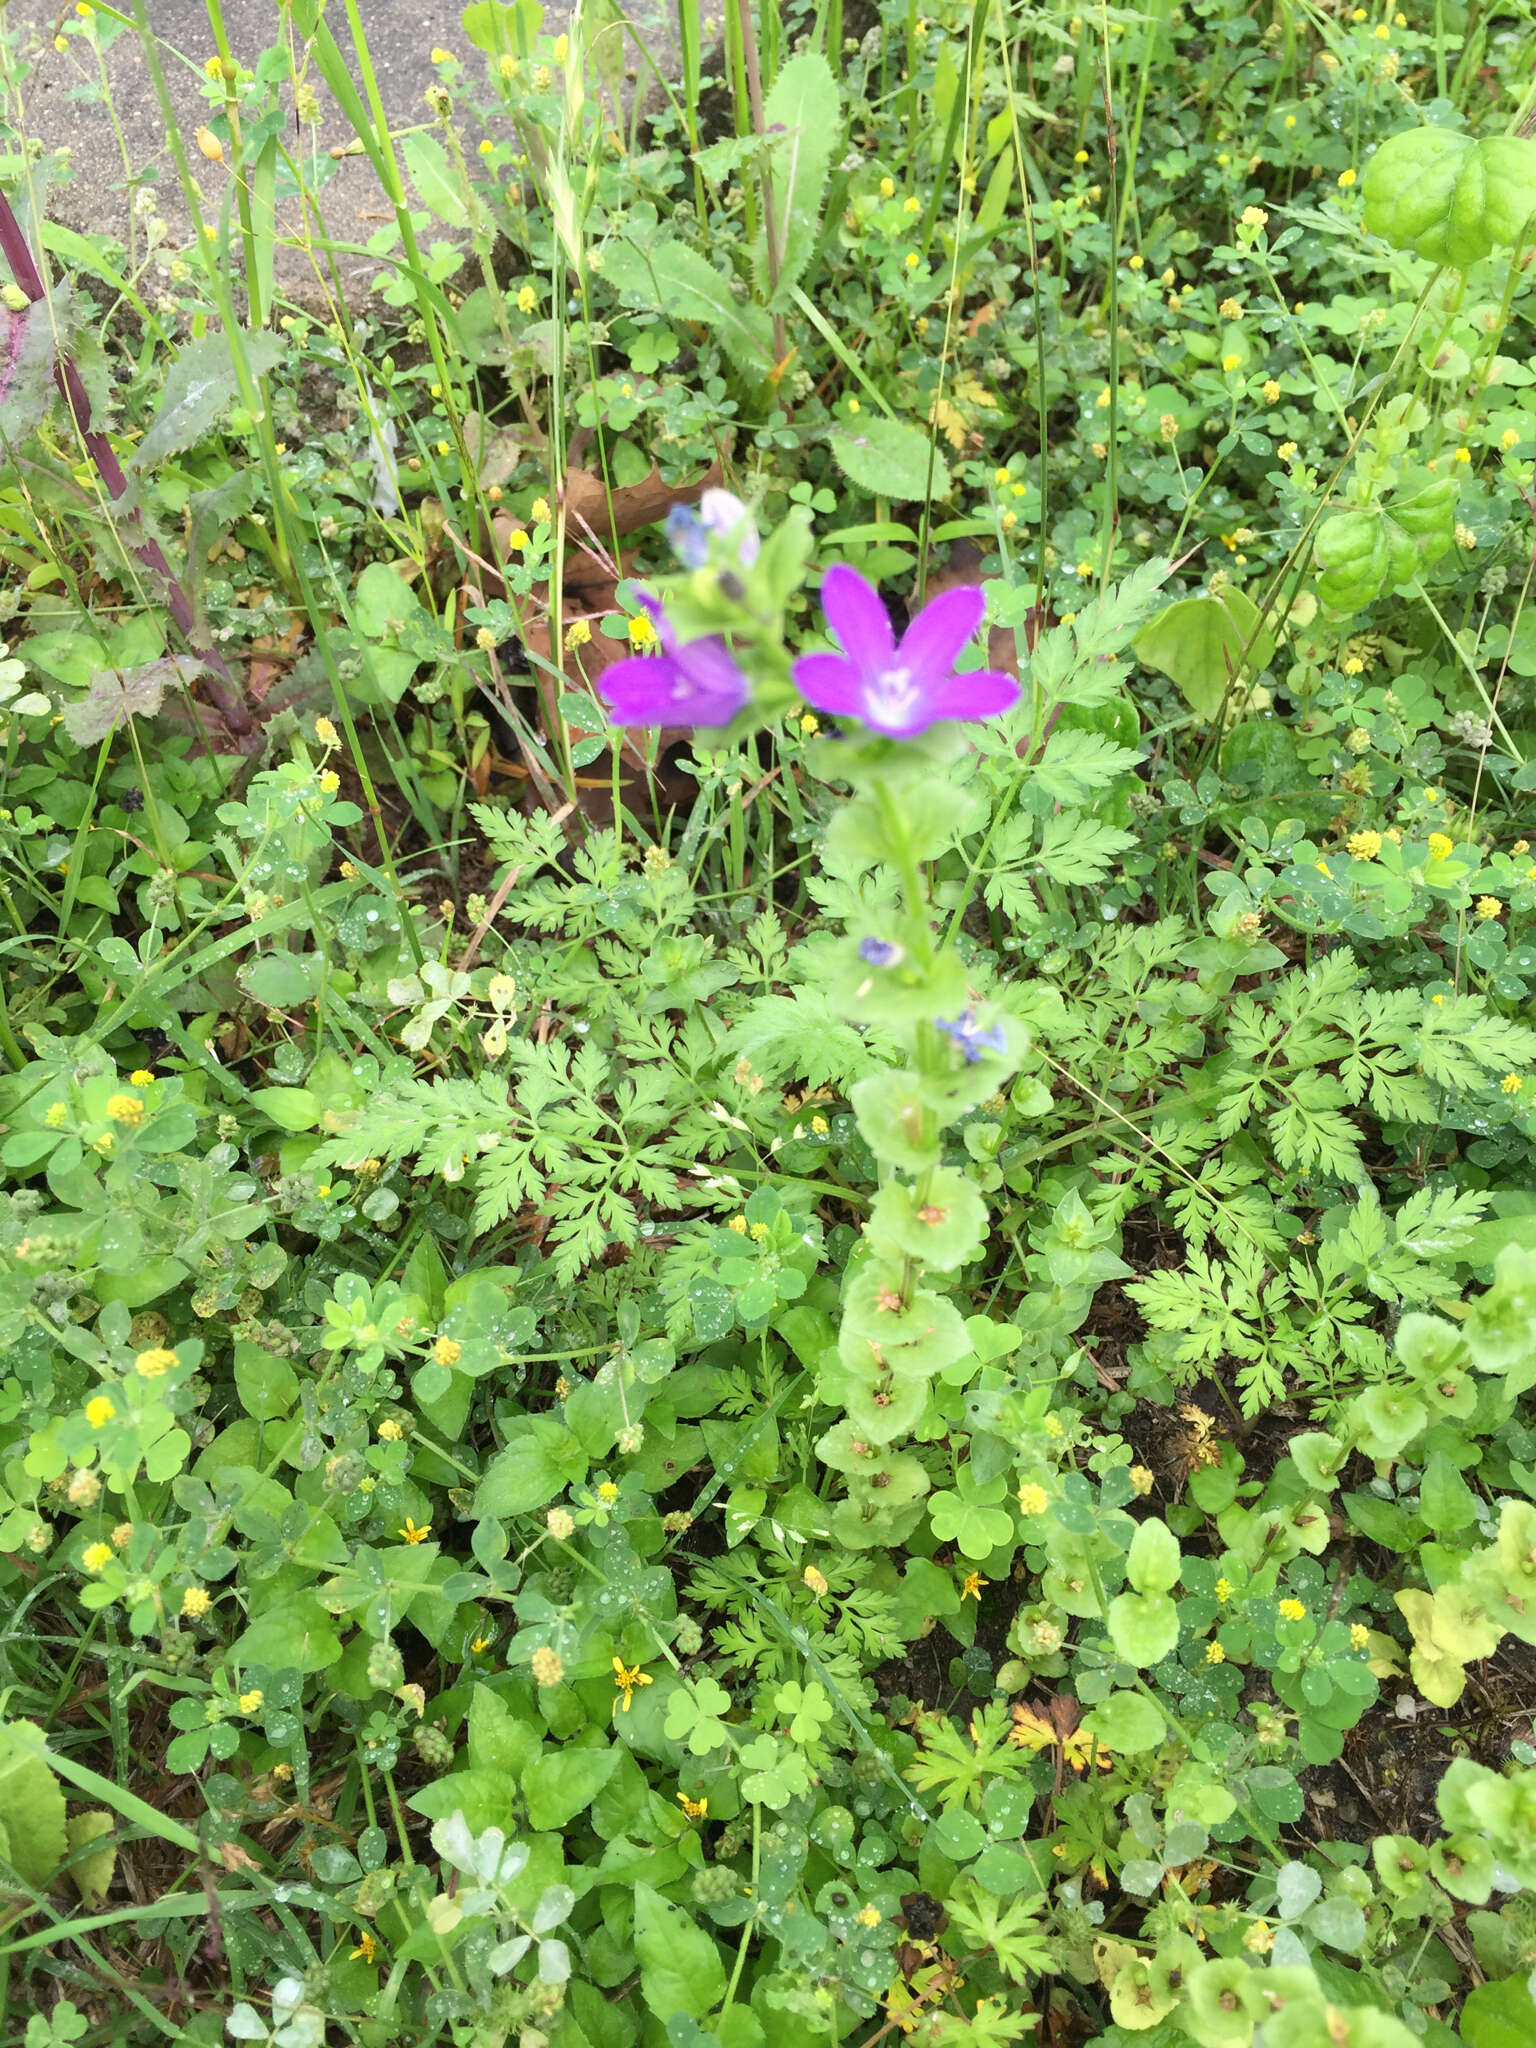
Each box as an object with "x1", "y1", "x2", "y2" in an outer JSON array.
[
  {"x1": 756, "y1": 52, "x2": 841, "y2": 300},
  {"x1": 403, "y1": 131, "x2": 469, "y2": 228},
  {"x1": 600, "y1": 237, "x2": 776, "y2": 377},
  {"x1": 133, "y1": 328, "x2": 286, "y2": 468},
  {"x1": 58, "y1": 656, "x2": 212, "y2": 745},
  {"x1": 0, "y1": 1720, "x2": 68, "y2": 1889},
  {"x1": 829, "y1": 416, "x2": 951, "y2": 502},
  {"x1": 0, "y1": 290, "x2": 67, "y2": 446},
  {"x1": 634, "y1": 1882, "x2": 725, "y2": 2022}
]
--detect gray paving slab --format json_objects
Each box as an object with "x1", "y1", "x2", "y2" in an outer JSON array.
[{"x1": 1, "y1": 0, "x2": 676, "y2": 309}]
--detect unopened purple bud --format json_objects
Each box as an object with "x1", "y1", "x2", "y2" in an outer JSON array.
[
  {"x1": 698, "y1": 489, "x2": 760, "y2": 567},
  {"x1": 858, "y1": 937, "x2": 904, "y2": 967}
]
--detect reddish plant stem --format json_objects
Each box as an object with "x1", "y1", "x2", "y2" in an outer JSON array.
[{"x1": 0, "y1": 187, "x2": 254, "y2": 736}]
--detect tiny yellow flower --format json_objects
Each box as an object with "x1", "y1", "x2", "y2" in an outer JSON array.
[
  {"x1": 44, "y1": 1101, "x2": 69, "y2": 1128},
  {"x1": 1073, "y1": 150, "x2": 1088, "y2": 165},
  {"x1": 1241, "y1": 206, "x2": 1269, "y2": 230},
  {"x1": 1262, "y1": 379, "x2": 1281, "y2": 404},
  {"x1": 517, "y1": 285, "x2": 537, "y2": 314},
  {"x1": 1043, "y1": 1415, "x2": 1064, "y2": 1440},
  {"x1": 1427, "y1": 832, "x2": 1454, "y2": 861},
  {"x1": 1017, "y1": 1482, "x2": 1049, "y2": 1515},
  {"x1": 879, "y1": 176, "x2": 895, "y2": 198},
  {"x1": 111, "y1": 1522, "x2": 132, "y2": 1550},
  {"x1": 611, "y1": 1656, "x2": 653, "y2": 1716},
  {"x1": 553, "y1": 33, "x2": 569, "y2": 60},
  {"x1": 727, "y1": 1214, "x2": 748, "y2": 1234},
  {"x1": 1373, "y1": 21, "x2": 1390, "y2": 36},
  {"x1": 564, "y1": 619, "x2": 592, "y2": 650},
  {"x1": 1501, "y1": 429, "x2": 1520, "y2": 450},
  {"x1": 1453, "y1": 446, "x2": 1471, "y2": 465},
  {"x1": 628, "y1": 614, "x2": 658, "y2": 650},
  {"x1": 1278, "y1": 1598, "x2": 1306, "y2": 1622},
  {"x1": 182, "y1": 1586, "x2": 212, "y2": 1618},
  {"x1": 431, "y1": 46, "x2": 451, "y2": 62},
  {"x1": 530, "y1": 497, "x2": 551, "y2": 524},
  {"x1": 499, "y1": 53, "x2": 517, "y2": 77},
  {"x1": 1206, "y1": 1641, "x2": 1226, "y2": 1664},
  {"x1": 82, "y1": 1543, "x2": 113, "y2": 1572},
  {"x1": 1278, "y1": 440, "x2": 1298, "y2": 461},
  {"x1": 801, "y1": 714, "x2": 820, "y2": 737},
  {"x1": 1095, "y1": 386, "x2": 1111, "y2": 408},
  {"x1": 378, "y1": 1419, "x2": 404, "y2": 1441},
  {"x1": 847, "y1": 398, "x2": 860, "y2": 415},
  {"x1": 531, "y1": 1645, "x2": 564, "y2": 1686},
  {"x1": 748, "y1": 1221, "x2": 770, "y2": 1242},
  {"x1": 1342, "y1": 656, "x2": 1365, "y2": 677},
  {"x1": 1128, "y1": 253, "x2": 1144, "y2": 269},
  {"x1": 340, "y1": 860, "x2": 358, "y2": 878},
  {"x1": 350, "y1": 1931, "x2": 378, "y2": 1963},
  {"x1": 1501, "y1": 1074, "x2": 1523, "y2": 1095},
  {"x1": 598, "y1": 1481, "x2": 620, "y2": 1503},
  {"x1": 318, "y1": 770, "x2": 340, "y2": 794},
  {"x1": 1129, "y1": 1465, "x2": 1155, "y2": 1497},
  {"x1": 315, "y1": 716, "x2": 339, "y2": 745},
  {"x1": 803, "y1": 1565, "x2": 829, "y2": 1596},
  {"x1": 398, "y1": 1519, "x2": 431, "y2": 1545},
  {"x1": 239, "y1": 1689, "x2": 264, "y2": 1713},
  {"x1": 1215, "y1": 1577, "x2": 1234, "y2": 1603},
  {"x1": 1476, "y1": 896, "x2": 1503, "y2": 921},
  {"x1": 508, "y1": 527, "x2": 530, "y2": 550},
  {"x1": 1315, "y1": 859, "x2": 1331, "y2": 878},
  {"x1": 856, "y1": 1904, "x2": 881, "y2": 1927},
  {"x1": 677, "y1": 1791, "x2": 708, "y2": 1820},
  {"x1": 904, "y1": 251, "x2": 919, "y2": 270},
  {"x1": 903, "y1": 196, "x2": 920, "y2": 215},
  {"x1": 433, "y1": 1336, "x2": 462, "y2": 1367},
  {"x1": 811, "y1": 1113, "x2": 829, "y2": 1133},
  {"x1": 1285, "y1": 114, "x2": 1297, "y2": 128},
  {"x1": 130, "y1": 1069, "x2": 154, "y2": 1086},
  {"x1": 1219, "y1": 297, "x2": 1243, "y2": 319},
  {"x1": 195, "y1": 127, "x2": 224, "y2": 164},
  {"x1": 93, "y1": 1134, "x2": 114, "y2": 1156},
  {"x1": 1350, "y1": 1622, "x2": 1370, "y2": 1648},
  {"x1": 1347, "y1": 830, "x2": 1382, "y2": 860},
  {"x1": 85, "y1": 1397, "x2": 115, "y2": 1427},
  {"x1": 1337, "y1": 168, "x2": 1356, "y2": 189},
  {"x1": 479, "y1": 139, "x2": 494, "y2": 155},
  {"x1": 960, "y1": 1570, "x2": 987, "y2": 1601},
  {"x1": 436, "y1": 439, "x2": 451, "y2": 457},
  {"x1": 1161, "y1": 267, "x2": 1176, "y2": 286},
  {"x1": 54, "y1": 34, "x2": 66, "y2": 50},
  {"x1": 134, "y1": 1347, "x2": 177, "y2": 1378},
  {"x1": 1222, "y1": 352, "x2": 1242, "y2": 372},
  {"x1": 1511, "y1": 840, "x2": 1528, "y2": 856}
]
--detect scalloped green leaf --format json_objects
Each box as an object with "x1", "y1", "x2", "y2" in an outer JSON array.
[{"x1": 830, "y1": 416, "x2": 951, "y2": 503}]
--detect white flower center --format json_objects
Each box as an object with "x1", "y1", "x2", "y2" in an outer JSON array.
[{"x1": 866, "y1": 664, "x2": 920, "y2": 728}]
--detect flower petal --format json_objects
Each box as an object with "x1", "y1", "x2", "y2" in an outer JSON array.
[
  {"x1": 672, "y1": 635, "x2": 752, "y2": 724},
  {"x1": 820, "y1": 563, "x2": 895, "y2": 679},
  {"x1": 791, "y1": 651, "x2": 869, "y2": 721},
  {"x1": 920, "y1": 668, "x2": 1020, "y2": 726},
  {"x1": 600, "y1": 653, "x2": 684, "y2": 726},
  {"x1": 895, "y1": 584, "x2": 987, "y2": 687}
]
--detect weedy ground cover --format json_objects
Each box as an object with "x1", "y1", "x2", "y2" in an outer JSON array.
[{"x1": 0, "y1": 1, "x2": 1535, "y2": 2045}]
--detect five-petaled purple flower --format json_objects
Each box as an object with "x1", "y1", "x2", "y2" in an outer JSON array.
[
  {"x1": 599, "y1": 593, "x2": 750, "y2": 729},
  {"x1": 859, "y1": 937, "x2": 905, "y2": 967},
  {"x1": 792, "y1": 564, "x2": 1019, "y2": 739},
  {"x1": 937, "y1": 1010, "x2": 1007, "y2": 1063}
]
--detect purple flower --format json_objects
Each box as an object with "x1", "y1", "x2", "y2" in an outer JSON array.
[
  {"x1": 792, "y1": 564, "x2": 1019, "y2": 739},
  {"x1": 859, "y1": 937, "x2": 904, "y2": 967},
  {"x1": 599, "y1": 594, "x2": 751, "y2": 729},
  {"x1": 665, "y1": 489, "x2": 760, "y2": 571},
  {"x1": 936, "y1": 1010, "x2": 1007, "y2": 1063}
]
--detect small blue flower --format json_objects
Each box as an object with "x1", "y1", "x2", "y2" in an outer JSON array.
[
  {"x1": 936, "y1": 1010, "x2": 1007, "y2": 1063},
  {"x1": 665, "y1": 504, "x2": 710, "y2": 568},
  {"x1": 859, "y1": 937, "x2": 904, "y2": 967}
]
